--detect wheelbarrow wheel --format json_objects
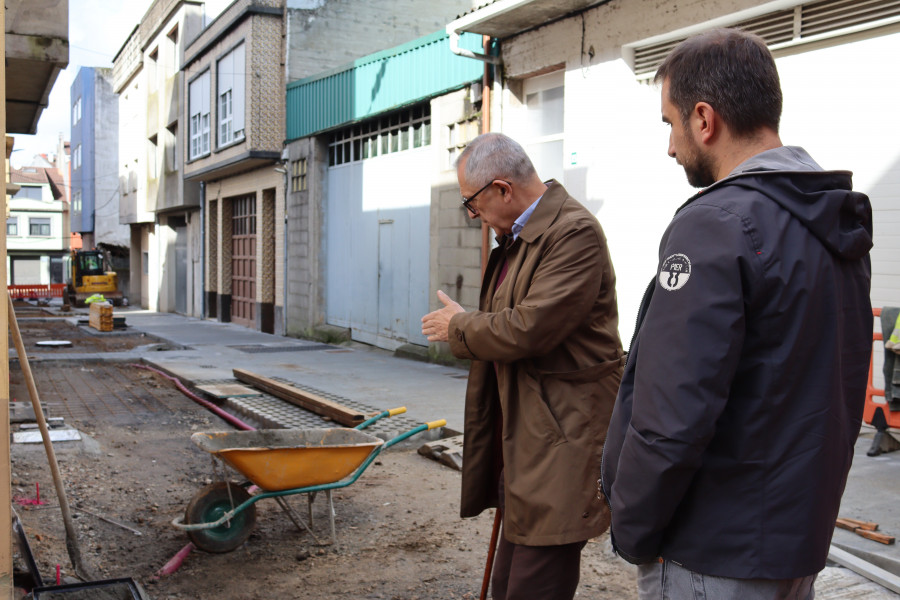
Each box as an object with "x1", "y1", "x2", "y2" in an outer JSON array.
[{"x1": 185, "y1": 482, "x2": 256, "y2": 553}]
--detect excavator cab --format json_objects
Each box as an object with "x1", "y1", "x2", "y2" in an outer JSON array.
[{"x1": 73, "y1": 251, "x2": 105, "y2": 287}]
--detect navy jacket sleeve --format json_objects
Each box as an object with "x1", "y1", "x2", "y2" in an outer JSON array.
[{"x1": 608, "y1": 202, "x2": 759, "y2": 563}]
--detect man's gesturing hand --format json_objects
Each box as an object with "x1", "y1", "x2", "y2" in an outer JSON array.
[{"x1": 421, "y1": 290, "x2": 465, "y2": 342}]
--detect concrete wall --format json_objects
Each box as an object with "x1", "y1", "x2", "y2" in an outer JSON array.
[
  {"x1": 118, "y1": 65, "x2": 148, "y2": 225},
  {"x1": 92, "y1": 68, "x2": 129, "y2": 248},
  {"x1": 284, "y1": 137, "x2": 325, "y2": 336},
  {"x1": 285, "y1": 0, "x2": 482, "y2": 81},
  {"x1": 145, "y1": 3, "x2": 203, "y2": 213},
  {"x1": 429, "y1": 88, "x2": 483, "y2": 312}
]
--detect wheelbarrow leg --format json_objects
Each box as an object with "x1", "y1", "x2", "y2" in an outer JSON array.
[
  {"x1": 274, "y1": 496, "x2": 321, "y2": 545},
  {"x1": 327, "y1": 489, "x2": 336, "y2": 545}
]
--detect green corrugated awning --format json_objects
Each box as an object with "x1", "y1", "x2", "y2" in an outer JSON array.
[{"x1": 286, "y1": 31, "x2": 486, "y2": 141}]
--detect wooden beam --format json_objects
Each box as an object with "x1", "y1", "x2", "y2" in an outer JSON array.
[
  {"x1": 1, "y1": 4, "x2": 13, "y2": 594},
  {"x1": 232, "y1": 368, "x2": 367, "y2": 426},
  {"x1": 828, "y1": 546, "x2": 900, "y2": 594}
]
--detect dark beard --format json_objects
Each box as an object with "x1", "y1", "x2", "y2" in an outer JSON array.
[{"x1": 684, "y1": 154, "x2": 717, "y2": 188}]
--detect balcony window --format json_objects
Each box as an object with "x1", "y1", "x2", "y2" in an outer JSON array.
[
  {"x1": 189, "y1": 70, "x2": 211, "y2": 159},
  {"x1": 217, "y1": 43, "x2": 245, "y2": 147}
]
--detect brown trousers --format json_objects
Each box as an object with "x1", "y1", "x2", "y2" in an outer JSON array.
[{"x1": 491, "y1": 471, "x2": 586, "y2": 600}]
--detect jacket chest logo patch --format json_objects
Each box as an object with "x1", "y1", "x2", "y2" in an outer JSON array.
[{"x1": 659, "y1": 253, "x2": 692, "y2": 291}]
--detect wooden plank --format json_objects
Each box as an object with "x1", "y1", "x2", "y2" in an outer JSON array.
[
  {"x1": 836, "y1": 518, "x2": 859, "y2": 532},
  {"x1": 856, "y1": 529, "x2": 895, "y2": 545},
  {"x1": 196, "y1": 383, "x2": 262, "y2": 399},
  {"x1": 828, "y1": 545, "x2": 900, "y2": 594},
  {"x1": 232, "y1": 368, "x2": 366, "y2": 426},
  {"x1": 840, "y1": 517, "x2": 879, "y2": 531}
]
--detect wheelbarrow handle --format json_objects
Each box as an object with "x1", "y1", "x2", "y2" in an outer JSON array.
[
  {"x1": 355, "y1": 407, "x2": 407, "y2": 430},
  {"x1": 427, "y1": 419, "x2": 447, "y2": 430}
]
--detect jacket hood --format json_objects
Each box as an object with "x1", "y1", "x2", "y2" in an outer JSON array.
[{"x1": 700, "y1": 147, "x2": 873, "y2": 260}]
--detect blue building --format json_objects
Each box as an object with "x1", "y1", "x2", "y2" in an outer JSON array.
[{"x1": 70, "y1": 67, "x2": 129, "y2": 252}]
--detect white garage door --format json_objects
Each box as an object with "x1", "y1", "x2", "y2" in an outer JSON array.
[{"x1": 326, "y1": 146, "x2": 431, "y2": 350}]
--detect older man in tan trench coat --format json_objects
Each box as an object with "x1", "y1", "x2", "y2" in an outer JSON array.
[{"x1": 422, "y1": 133, "x2": 624, "y2": 600}]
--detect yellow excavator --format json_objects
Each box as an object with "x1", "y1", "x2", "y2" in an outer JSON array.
[{"x1": 63, "y1": 249, "x2": 124, "y2": 306}]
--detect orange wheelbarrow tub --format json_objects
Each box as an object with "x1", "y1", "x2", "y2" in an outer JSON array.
[
  {"x1": 173, "y1": 408, "x2": 445, "y2": 553},
  {"x1": 190, "y1": 428, "x2": 385, "y2": 492}
]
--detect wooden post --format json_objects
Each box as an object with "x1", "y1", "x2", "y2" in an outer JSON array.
[{"x1": 0, "y1": 2, "x2": 15, "y2": 595}]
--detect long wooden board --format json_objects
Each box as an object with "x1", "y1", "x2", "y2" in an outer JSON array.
[{"x1": 232, "y1": 368, "x2": 366, "y2": 426}]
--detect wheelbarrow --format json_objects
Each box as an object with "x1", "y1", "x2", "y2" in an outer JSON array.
[{"x1": 172, "y1": 408, "x2": 445, "y2": 553}]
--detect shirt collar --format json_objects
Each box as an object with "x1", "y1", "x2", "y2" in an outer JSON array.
[{"x1": 509, "y1": 196, "x2": 542, "y2": 241}]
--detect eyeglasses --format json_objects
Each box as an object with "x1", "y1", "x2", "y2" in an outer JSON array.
[{"x1": 461, "y1": 179, "x2": 505, "y2": 214}]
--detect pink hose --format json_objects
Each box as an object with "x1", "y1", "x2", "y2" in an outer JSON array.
[
  {"x1": 130, "y1": 363, "x2": 256, "y2": 577},
  {"x1": 128, "y1": 363, "x2": 256, "y2": 431},
  {"x1": 154, "y1": 542, "x2": 195, "y2": 578}
]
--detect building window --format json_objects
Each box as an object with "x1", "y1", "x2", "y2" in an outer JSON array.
[
  {"x1": 217, "y1": 43, "x2": 246, "y2": 147},
  {"x1": 7, "y1": 217, "x2": 18, "y2": 236},
  {"x1": 291, "y1": 159, "x2": 307, "y2": 192},
  {"x1": 328, "y1": 103, "x2": 431, "y2": 167},
  {"x1": 522, "y1": 71, "x2": 564, "y2": 183},
  {"x1": 29, "y1": 217, "x2": 51, "y2": 237},
  {"x1": 189, "y1": 70, "x2": 211, "y2": 159},
  {"x1": 13, "y1": 186, "x2": 42, "y2": 200},
  {"x1": 73, "y1": 144, "x2": 82, "y2": 170},
  {"x1": 72, "y1": 97, "x2": 82, "y2": 125},
  {"x1": 73, "y1": 191, "x2": 82, "y2": 213}
]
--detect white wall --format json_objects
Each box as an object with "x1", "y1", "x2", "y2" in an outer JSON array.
[
  {"x1": 776, "y1": 32, "x2": 900, "y2": 310},
  {"x1": 496, "y1": 3, "x2": 900, "y2": 345}
]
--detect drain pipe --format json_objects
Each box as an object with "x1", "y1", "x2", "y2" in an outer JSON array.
[
  {"x1": 448, "y1": 28, "x2": 502, "y2": 65},
  {"x1": 199, "y1": 181, "x2": 206, "y2": 319}
]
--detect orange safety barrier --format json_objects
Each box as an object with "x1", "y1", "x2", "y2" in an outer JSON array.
[
  {"x1": 863, "y1": 307, "x2": 900, "y2": 456},
  {"x1": 8, "y1": 284, "x2": 66, "y2": 299}
]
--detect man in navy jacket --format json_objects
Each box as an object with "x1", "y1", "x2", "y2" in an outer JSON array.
[{"x1": 601, "y1": 28, "x2": 873, "y2": 599}]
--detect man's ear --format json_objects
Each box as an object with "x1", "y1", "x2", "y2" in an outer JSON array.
[
  {"x1": 692, "y1": 102, "x2": 717, "y2": 145},
  {"x1": 495, "y1": 180, "x2": 513, "y2": 201}
]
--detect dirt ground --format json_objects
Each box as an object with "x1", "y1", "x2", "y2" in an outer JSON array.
[
  {"x1": 9, "y1": 354, "x2": 637, "y2": 597},
  {"x1": 10, "y1": 310, "x2": 167, "y2": 355}
]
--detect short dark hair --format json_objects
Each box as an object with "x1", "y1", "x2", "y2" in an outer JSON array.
[{"x1": 654, "y1": 28, "x2": 782, "y2": 137}]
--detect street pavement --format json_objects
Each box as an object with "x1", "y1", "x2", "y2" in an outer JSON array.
[{"x1": 12, "y1": 305, "x2": 900, "y2": 596}]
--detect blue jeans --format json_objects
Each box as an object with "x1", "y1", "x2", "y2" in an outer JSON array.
[{"x1": 637, "y1": 560, "x2": 816, "y2": 600}]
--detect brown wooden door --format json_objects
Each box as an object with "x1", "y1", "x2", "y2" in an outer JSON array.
[{"x1": 231, "y1": 195, "x2": 256, "y2": 327}]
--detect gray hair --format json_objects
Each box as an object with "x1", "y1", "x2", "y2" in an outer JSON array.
[{"x1": 457, "y1": 132, "x2": 538, "y2": 187}]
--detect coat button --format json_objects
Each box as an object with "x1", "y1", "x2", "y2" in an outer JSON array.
[{"x1": 582, "y1": 512, "x2": 589, "y2": 518}]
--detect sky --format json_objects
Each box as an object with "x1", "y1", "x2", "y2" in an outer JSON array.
[{"x1": 10, "y1": 0, "x2": 230, "y2": 168}]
